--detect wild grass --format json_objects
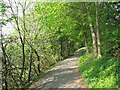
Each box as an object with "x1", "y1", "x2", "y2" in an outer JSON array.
[{"x1": 78, "y1": 53, "x2": 119, "y2": 88}]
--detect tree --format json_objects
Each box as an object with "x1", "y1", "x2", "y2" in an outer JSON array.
[
  {"x1": 95, "y1": 2, "x2": 102, "y2": 58},
  {"x1": 86, "y1": 3, "x2": 97, "y2": 57}
]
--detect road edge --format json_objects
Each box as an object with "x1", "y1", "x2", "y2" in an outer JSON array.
[{"x1": 76, "y1": 54, "x2": 89, "y2": 89}]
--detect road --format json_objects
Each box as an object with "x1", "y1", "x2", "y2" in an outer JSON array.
[{"x1": 30, "y1": 50, "x2": 88, "y2": 89}]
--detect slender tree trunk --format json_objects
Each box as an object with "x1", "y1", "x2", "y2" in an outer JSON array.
[
  {"x1": 26, "y1": 40, "x2": 41, "y2": 74},
  {"x1": 34, "y1": 49, "x2": 41, "y2": 73},
  {"x1": 1, "y1": 33, "x2": 8, "y2": 89},
  {"x1": 20, "y1": 6, "x2": 26, "y2": 80},
  {"x1": 86, "y1": 3, "x2": 97, "y2": 57},
  {"x1": 33, "y1": 63, "x2": 39, "y2": 76},
  {"x1": 8, "y1": 1, "x2": 27, "y2": 87},
  {"x1": 60, "y1": 41, "x2": 63, "y2": 59},
  {"x1": 69, "y1": 42, "x2": 72, "y2": 54},
  {"x1": 14, "y1": 6, "x2": 26, "y2": 86},
  {"x1": 88, "y1": 15, "x2": 97, "y2": 56},
  {"x1": 89, "y1": 23, "x2": 97, "y2": 56},
  {"x1": 67, "y1": 41, "x2": 70, "y2": 56},
  {"x1": 95, "y1": 2, "x2": 102, "y2": 58},
  {"x1": 58, "y1": 28, "x2": 64, "y2": 59},
  {"x1": 19, "y1": 42, "x2": 25, "y2": 84},
  {"x1": 28, "y1": 49, "x2": 33, "y2": 82},
  {"x1": 4, "y1": 77, "x2": 8, "y2": 90},
  {"x1": 16, "y1": 26, "x2": 25, "y2": 86}
]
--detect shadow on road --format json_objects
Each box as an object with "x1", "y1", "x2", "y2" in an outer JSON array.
[{"x1": 30, "y1": 49, "x2": 87, "y2": 88}]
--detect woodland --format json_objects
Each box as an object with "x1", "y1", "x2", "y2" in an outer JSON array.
[{"x1": 0, "y1": 1, "x2": 119, "y2": 89}]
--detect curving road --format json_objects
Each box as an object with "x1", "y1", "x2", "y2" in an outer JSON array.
[{"x1": 30, "y1": 50, "x2": 88, "y2": 89}]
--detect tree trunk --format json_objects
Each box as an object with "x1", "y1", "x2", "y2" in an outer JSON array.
[
  {"x1": 34, "y1": 49, "x2": 41, "y2": 73},
  {"x1": 8, "y1": 1, "x2": 27, "y2": 87},
  {"x1": 19, "y1": 43, "x2": 25, "y2": 85},
  {"x1": 4, "y1": 77, "x2": 8, "y2": 90},
  {"x1": 19, "y1": 7, "x2": 26, "y2": 86},
  {"x1": 95, "y1": 2, "x2": 102, "y2": 58},
  {"x1": 88, "y1": 16, "x2": 97, "y2": 56},
  {"x1": 67, "y1": 41, "x2": 70, "y2": 56},
  {"x1": 89, "y1": 23, "x2": 97, "y2": 56},
  {"x1": 26, "y1": 40, "x2": 41, "y2": 74},
  {"x1": 60, "y1": 41, "x2": 63, "y2": 59},
  {"x1": 28, "y1": 49, "x2": 33, "y2": 82},
  {"x1": 86, "y1": 3, "x2": 97, "y2": 57},
  {"x1": 1, "y1": 34, "x2": 8, "y2": 89},
  {"x1": 33, "y1": 63, "x2": 39, "y2": 76}
]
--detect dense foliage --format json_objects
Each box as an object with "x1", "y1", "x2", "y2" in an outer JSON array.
[
  {"x1": 79, "y1": 53, "x2": 119, "y2": 88},
  {"x1": 0, "y1": 1, "x2": 119, "y2": 89}
]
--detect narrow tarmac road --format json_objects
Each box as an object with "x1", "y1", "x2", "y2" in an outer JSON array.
[{"x1": 30, "y1": 50, "x2": 88, "y2": 89}]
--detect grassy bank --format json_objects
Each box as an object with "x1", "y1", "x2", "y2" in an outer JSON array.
[{"x1": 78, "y1": 53, "x2": 119, "y2": 88}]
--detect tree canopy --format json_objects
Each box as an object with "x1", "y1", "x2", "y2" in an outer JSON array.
[{"x1": 0, "y1": 1, "x2": 119, "y2": 89}]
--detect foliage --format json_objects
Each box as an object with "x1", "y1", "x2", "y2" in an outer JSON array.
[
  {"x1": 79, "y1": 53, "x2": 119, "y2": 88},
  {"x1": 1, "y1": 1, "x2": 119, "y2": 89}
]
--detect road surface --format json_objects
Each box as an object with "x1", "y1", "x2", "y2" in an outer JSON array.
[{"x1": 30, "y1": 50, "x2": 88, "y2": 89}]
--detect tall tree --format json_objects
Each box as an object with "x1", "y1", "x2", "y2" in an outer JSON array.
[
  {"x1": 86, "y1": 3, "x2": 97, "y2": 56},
  {"x1": 95, "y1": 2, "x2": 102, "y2": 58}
]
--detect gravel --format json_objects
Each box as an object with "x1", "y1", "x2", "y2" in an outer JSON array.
[{"x1": 30, "y1": 53, "x2": 83, "y2": 88}]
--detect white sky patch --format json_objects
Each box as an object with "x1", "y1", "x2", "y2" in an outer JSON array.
[
  {"x1": 2, "y1": 22, "x2": 14, "y2": 36},
  {"x1": 1, "y1": 0, "x2": 34, "y2": 36}
]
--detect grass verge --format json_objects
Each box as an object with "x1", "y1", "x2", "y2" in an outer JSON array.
[{"x1": 78, "y1": 53, "x2": 119, "y2": 88}]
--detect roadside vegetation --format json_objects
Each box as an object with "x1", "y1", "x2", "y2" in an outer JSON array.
[
  {"x1": 0, "y1": 1, "x2": 119, "y2": 89},
  {"x1": 79, "y1": 53, "x2": 119, "y2": 88}
]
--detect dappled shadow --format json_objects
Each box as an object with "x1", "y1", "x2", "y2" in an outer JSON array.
[
  {"x1": 36, "y1": 68, "x2": 79, "y2": 88},
  {"x1": 30, "y1": 50, "x2": 88, "y2": 88},
  {"x1": 32, "y1": 56, "x2": 81, "y2": 88}
]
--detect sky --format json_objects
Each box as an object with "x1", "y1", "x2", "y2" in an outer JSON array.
[{"x1": 1, "y1": 0, "x2": 33, "y2": 36}]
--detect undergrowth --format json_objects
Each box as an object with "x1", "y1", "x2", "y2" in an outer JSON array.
[{"x1": 79, "y1": 53, "x2": 119, "y2": 88}]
